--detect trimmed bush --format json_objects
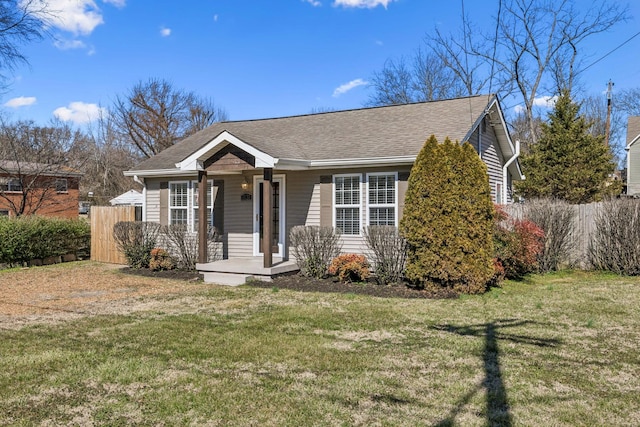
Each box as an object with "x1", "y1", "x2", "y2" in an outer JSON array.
[
  {"x1": 161, "y1": 224, "x2": 219, "y2": 270},
  {"x1": 328, "y1": 254, "x2": 370, "y2": 283},
  {"x1": 400, "y1": 136, "x2": 495, "y2": 294},
  {"x1": 0, "y1": 216, "x2": 90, "y2": 267},
  {"x1": 113, "y1": 221, "x2": 161, "y2": 269},
  {"x1": 363, "y1": 225, "x2": 407, "y2": 285},
  {"x1": 523, "y1": 198, "x2": 575, "y2": 272},
  {"x1": 588, "y1": 198, "x2": 640, "y2": 275},
  {"x1": 494, "y1": 205, "x2": 544, "y2": 279},
  {"x1": 290, "y1": 226, "x2": 342, "y2": 278}
]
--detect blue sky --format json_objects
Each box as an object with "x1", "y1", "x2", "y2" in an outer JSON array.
[{"x1": 2, "y1": 0, "x2": 640, "y2": 127}]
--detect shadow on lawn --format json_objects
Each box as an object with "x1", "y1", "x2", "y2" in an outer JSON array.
[{"x1": 431, "y1": 319, "x2": 561, "y2": 427}]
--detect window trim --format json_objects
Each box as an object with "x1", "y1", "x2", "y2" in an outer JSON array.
[
  {"x1": 366, "y1": 172, "x2": 398, "y2": 227},
  {"x1": 168, "y1": 181, "x2": 189, "y2": 226},
  {"x1": 333, "y1": 173, "x2": 362, "y2": 236}
]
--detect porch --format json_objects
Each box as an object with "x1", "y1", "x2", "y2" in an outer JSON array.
[{"x1": 196, "y1": 257, "x2": 299, "y2": 286}]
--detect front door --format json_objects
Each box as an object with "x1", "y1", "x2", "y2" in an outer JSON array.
[{"x1": 253, "y1": 175, "x2": 285, "y2": 257}]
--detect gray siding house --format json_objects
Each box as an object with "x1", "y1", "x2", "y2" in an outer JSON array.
[
  {"x1": 626, "y1": 116, "x2": 640, "y2": 195},
  {"x1": 125, "y1": 94, "x2": 523, "y2": 283}
]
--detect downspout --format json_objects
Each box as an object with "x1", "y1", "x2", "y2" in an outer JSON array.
[
  {"x1": 133, "y1": 175, "x2": 146, "y2": 221},
  {"x1": 502, "y1": 140, "x2": 520, "y2": 204}
]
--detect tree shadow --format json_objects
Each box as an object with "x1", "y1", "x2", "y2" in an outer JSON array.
[{"x1": 431, "y1": 319, "x2": 561, "y2": 426}]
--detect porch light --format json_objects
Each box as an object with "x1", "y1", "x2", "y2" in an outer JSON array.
[{"x1": 241, "y1": 178, "x2": 250, "y2": 191}]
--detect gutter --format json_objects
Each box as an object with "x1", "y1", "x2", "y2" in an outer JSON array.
[{"x1": 502, "y1": 139, "x2": 521, "y2": 204}]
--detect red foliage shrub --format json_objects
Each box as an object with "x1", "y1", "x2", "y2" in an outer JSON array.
[
  {"x1": 328, "y1": 254, "x2": 370, "y2": 283},
  {"x1": 149, "y1": 247, "x2": 175, "y2": 271},
  {"x1": 494, "y1": 205, "x2": 544, "y2": 279}
]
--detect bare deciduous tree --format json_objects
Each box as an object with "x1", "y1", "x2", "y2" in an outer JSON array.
[
  {"x1": 617, "y1": 88, "x2": 640, "y2": 117},
  {"x1": 111, "y1": 78, "x2": 228, "y2": 158},
  {"x1": 455, "y1": 0, "x2": 628, "y2": 145},
  {"x1": 366, "y1": 47, "x2": 468, "y2": 106}
]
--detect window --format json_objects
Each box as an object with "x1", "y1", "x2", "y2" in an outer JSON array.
[
  {"x1": 0, "y1": 178, "x2": 22, "y2": 192},
  {"x1": 55, "y1": 179, "x2": 68, "y2": 192},
  {"x1": 169, "y1": 182, "x2": 188, "y2": 225},
  {"x1": 367, "y1": 173, "x2": 397, "y2": 226},
  {"x1": 334, "y1": 174, "x2": 361, "y2": 235},
  {"x1": 192, "y1": 180, "x2": 214, "y2": 233},
  {"x1": 0, "y1": 210, "x2": 8, "y2": 216},
  {"x1": 169, "y1": 180, "x2": 215, "y2": 230},
  {"x1": 496, "y1": 183, "x2": 503, "y2": 205}
]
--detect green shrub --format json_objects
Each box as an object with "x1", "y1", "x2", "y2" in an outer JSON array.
[
  {"x1": 400, "y1": 136, "x2": 495, "y2": 294},
  {"x1": 0, "y1": 216, "x2": 90, "y2": 267},
  {"x1": 328, "y1": 254, "x2": 370, "y2": 283},
  {"x1": 113, "y1": 221, "x2": 161, "y2": 269}
]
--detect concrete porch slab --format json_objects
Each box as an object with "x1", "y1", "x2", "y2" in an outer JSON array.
[{"x1": 196, "y1": 257, "x2": 299, "y2": 286}]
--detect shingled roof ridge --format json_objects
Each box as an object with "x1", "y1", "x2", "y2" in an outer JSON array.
[{"x1": 217, "y1": 93, "x2": 494, "y2": 124}]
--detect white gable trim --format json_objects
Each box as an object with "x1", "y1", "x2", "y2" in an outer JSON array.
[
  {"x1": 175, "y1": 131, "x2": 278, "y2": 171},
  {"x1": 626, "y1": 134, "x2": 640, "y2": 150}
]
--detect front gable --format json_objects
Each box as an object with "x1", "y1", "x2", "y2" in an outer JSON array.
[{"x1": 176, "y1": 131, "x2": 276, "y2": 172}]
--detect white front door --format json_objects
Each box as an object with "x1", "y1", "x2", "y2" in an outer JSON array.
[{"x1": 253, "y1": 175, "x2": 285, "y2": 257}]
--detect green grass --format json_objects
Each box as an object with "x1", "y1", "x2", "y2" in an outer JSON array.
[{"x1": 1, "y1": 269, "x2": 640, "y2": 426}]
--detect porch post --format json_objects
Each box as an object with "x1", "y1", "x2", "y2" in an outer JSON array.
[
  {"x1": 198, "y1": 170, "x2": 208, "y2": 264},
  {"x1": 262, "y1": 168, "x2": 273, "y2": 268}
]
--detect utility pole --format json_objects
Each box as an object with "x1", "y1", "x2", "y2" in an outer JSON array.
[{"x1": 605, "y1": 79, "x2": 614, "y2": 146}]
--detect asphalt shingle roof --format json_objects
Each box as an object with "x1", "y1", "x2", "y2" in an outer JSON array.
[
  {"x1": 627, "y1": 116, "x2": 640, "y2": 146},
  {"x1": 131, "y1": 94, "x2": 493, "y2": 171}
]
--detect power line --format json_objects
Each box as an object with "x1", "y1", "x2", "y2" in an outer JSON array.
[{"x1": 578, "y1": 30, "x2": 640, "y2": 75}]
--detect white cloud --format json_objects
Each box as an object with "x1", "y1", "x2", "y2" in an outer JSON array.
[
  {"x1": 54, "y1": 38, "x2": 86, "y2": 50},
  {"x1": 22, "y1": 0, "x2": 125, "y2": 36},
  {"x1": 4, "y1": 96, "x2": 37, "y2": 108},
  {"x1": 23, "y1": 0, "x2": 103, "y2": 35},
  {"x1": 333, "y1": 0, "x2": 395, "y2": 8},
  {"x1": 332, "y1": 78, "x2": 368, "y2": 97},
  {"x1": 304, "y1": 0, "x2": 322, "y2": 6},
  {"x1": 160, "y1": 27, "x2": 171, "y2": 37},
  {"x1": 103, "y1": 0, "x2": 126, "y2": 8},
  {"x1": 514, "y1": 95, "x2": 558, "y2": 114},
  {"x1": 53, "y1": 102, "x2": 106, "y2": 124}
]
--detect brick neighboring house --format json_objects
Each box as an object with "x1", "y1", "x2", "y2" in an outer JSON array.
[{"x1": 0, "y1": 160, "x2": 82, "y2": 218}]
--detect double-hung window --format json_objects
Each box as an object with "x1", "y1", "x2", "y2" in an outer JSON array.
[
  {"x1": 367, "y1": 173, "x2": 397, "y2": 226},
  {"x1": 334, "y1": 174, "x2": 361, "y2": 235},
  {"x1": 169, "y1": 182, "x2": 188, "y2": 225}
]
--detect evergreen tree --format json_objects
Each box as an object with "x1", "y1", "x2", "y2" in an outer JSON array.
[
  {"x1": 516, "y1": 90, "x2": 620, "y2": 203},
  {"x1": 400, "y1": 136, "x2": 495, "y2": 294}
]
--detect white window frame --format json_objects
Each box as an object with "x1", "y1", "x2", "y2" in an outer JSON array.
[
  {"x1": 191, "y1": 180, "x2": 214, "y2": 233},
  {"x1": 169, "y1": 181, "x2": 189, "y2": 226},
  {"x1": 366, "y1": 172, "x2": 398, "y2": 227},
  {"x1": 333, "y1": 174, "x2": 362, "y2": 236},
  {"x1": 496, "y1": 182, "x2": 503, "y2": 205}
]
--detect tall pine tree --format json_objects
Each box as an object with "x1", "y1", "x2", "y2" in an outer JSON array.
[{"x1": 516, "y1": 90, "x2": 620, "y2": 204}]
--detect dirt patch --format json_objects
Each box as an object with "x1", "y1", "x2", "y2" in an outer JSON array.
[
  {"x1": 0, "y1": 262, "x2": 208, "y2": 327},
  {"x1": 249, "y1": 274, "x2": 458, "y2": 299}
]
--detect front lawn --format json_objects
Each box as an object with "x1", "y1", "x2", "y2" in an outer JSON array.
[{"x1": 0, "y1": 265, "x2": 638, "y2": 426}]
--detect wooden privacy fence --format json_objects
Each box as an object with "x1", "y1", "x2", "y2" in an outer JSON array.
[
  {"x1": 505, "y1": 202, "x2": 601, "y2": 267},
  {"x1": 90, "y1": 206, "x2": 136, "y2": 264}
]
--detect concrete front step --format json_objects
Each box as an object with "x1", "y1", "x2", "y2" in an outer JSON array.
[{"x1": 197, "y1": 257, "x2": 299, "y2": 286}]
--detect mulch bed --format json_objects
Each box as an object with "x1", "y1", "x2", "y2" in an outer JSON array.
[
  {"x1": 250, "y1": 274, "x2": 458, "y2": 299},
  {"x1": 121, "y1": 267, "x2": 457, "y2": 299}
]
